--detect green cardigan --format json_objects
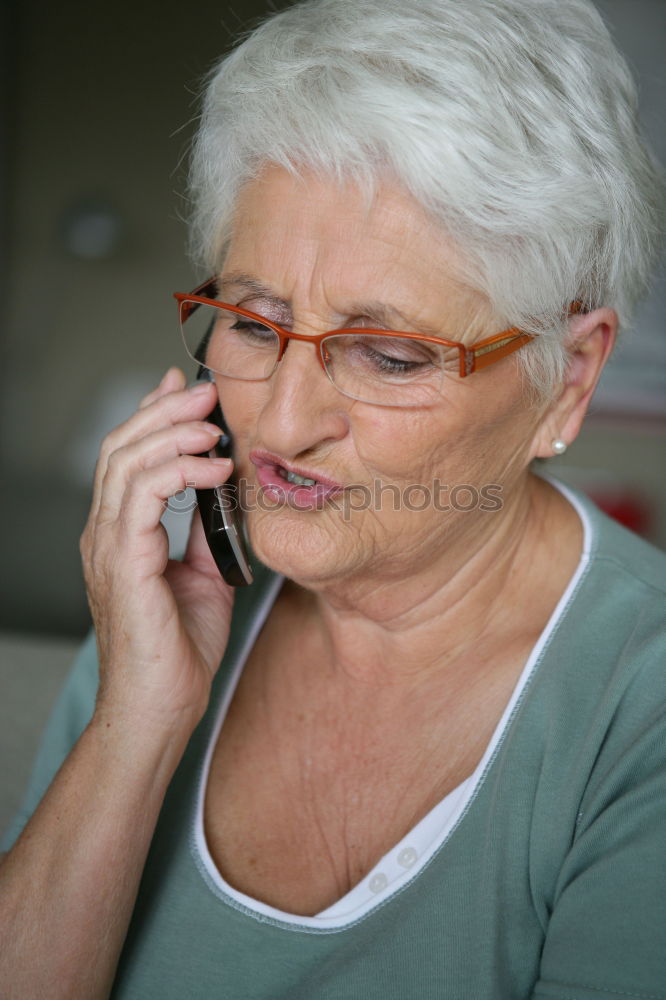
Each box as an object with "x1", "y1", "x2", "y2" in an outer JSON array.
[{"x1": 4, "y1": 485, "x2": 666, "y2": 999}]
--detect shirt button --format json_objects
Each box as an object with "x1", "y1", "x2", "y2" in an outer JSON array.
[
  {"x1": 397, "y1": 847, "x2": 418, "y2": 868},
  {"x1": 369, "y1": 872, "x2": 388, "y2": 893}
]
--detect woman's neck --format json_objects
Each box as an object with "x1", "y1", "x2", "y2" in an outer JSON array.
[{"x1": 290, "y1": 473, "x2": 582, "y2": 690}]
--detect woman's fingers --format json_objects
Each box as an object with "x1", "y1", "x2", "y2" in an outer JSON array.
[
  {"x1": 87, "y1": 454, "x2": 233, "y2": 585},
  {"x1": 89, "y1": 378, "x2": 217, "y2": 524},
  {"x1": 94, "y1": 420, "x2": 224, "y2": 524},
  {"x1": 116, "y1": 455, "x2": 232, "y2": 546}
]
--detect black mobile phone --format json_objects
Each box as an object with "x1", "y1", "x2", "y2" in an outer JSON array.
[{"x1": 194, "y1": 366, "x2": 253, "y2": 587}]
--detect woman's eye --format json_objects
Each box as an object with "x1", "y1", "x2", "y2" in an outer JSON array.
[
  {"x1": 230, "y1": 319, "x2": 275, "y2": 341},
  {"x1": 369, "y1": 352, "x2": 422, "y2": 374},
  {"x1": 351, "y1": 336, "x2": 440, "y2": 375}
]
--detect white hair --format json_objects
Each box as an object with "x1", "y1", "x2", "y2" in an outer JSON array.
[{"x1": 189, "y1": 0, "x2": 665, "y2": 397}]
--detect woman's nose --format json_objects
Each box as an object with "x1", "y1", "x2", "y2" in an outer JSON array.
[{"x1": 255, "y1": 339, "x2": 349, "y2": 456}]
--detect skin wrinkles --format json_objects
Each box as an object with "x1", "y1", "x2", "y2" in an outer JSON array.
[
  {"x1": 220, "y1": 270, "x2": 484, "y2": 340},
  {"x1": 210, "y1": 167, "x2": 608, "y2": 696}
]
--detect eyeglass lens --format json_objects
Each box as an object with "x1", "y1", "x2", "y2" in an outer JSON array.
[{"x1": 180, "y1": 302, "x2": 458, "y2": 406}]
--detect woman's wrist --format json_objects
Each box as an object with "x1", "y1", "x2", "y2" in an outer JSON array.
[{"x1": 86, "y1": 700, "x2": 198, "y2": 792}]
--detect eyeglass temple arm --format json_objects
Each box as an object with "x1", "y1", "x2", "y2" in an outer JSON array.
[
  {"x1": 173, "y1": 279, "x2": 219, "y2": 318},
  {"x1": 462, "y1": 302, "x2": 585, "y2": 377},
  {"x1": 464, "y1": 331, "x2": 531, "y2": 376}
]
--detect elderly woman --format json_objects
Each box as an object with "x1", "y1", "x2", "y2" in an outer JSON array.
[{"x1": 1, "y1": 0, "x2": 665, "y2": 996}]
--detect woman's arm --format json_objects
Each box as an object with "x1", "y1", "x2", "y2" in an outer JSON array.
[
  {"x1": 0, "y1": 368, "x2": 235, "y2": 998},
  {"x1": 0, "y1": 712, "x2": 191, "y2": 998}
]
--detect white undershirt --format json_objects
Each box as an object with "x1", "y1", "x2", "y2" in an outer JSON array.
[{"x1": 193, "y1": 478, "x2": 592, "y2": 929}]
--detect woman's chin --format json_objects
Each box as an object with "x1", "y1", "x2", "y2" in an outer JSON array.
[{"x1": 246, "y1": 506, "x2": 364, "y2": 586}]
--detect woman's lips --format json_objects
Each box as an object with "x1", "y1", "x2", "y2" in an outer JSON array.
[{"x1": 249, "y1": 450, "x2": 344, "y2": 507}]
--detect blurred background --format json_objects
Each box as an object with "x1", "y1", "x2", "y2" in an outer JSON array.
[{"x1": 0, "y1": 0, "x2": 664, "y2": 831}]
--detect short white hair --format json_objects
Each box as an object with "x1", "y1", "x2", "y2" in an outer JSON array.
[{"x1": 189, "y1": 0, "x2": 666, "y2": 396}]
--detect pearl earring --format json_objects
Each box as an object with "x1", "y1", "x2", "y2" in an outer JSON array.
[{"x1": 552, "y1": 438, "x2": 567, "y2": 455}]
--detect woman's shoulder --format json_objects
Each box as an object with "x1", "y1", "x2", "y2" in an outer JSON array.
[
  {"x1": 548, "y1": 476, "x2": 666, "y2": 602},
  {"x1": 531, "y1": 479, "x2": 665, "y2": 753},
  {"x1": 520, "y1": 482, "x2": 666, "y2": 802},
  {"x1": 585, "y1": 497, "x2": 666, "y2": 595},
  {"x1": 577, "y1": 487, "x2": 666, "y2": 668}
]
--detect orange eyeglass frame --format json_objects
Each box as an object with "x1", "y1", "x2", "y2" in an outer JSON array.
[{"x1": 174, "y1": 279, "x2": 584, "y2": 379}]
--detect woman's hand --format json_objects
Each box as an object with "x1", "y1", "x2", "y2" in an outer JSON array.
[{"x1": 80, "y1": 366, "x2": 236, "y2": 739}]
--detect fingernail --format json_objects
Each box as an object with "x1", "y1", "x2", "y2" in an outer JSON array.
[
  {"x1": 209, "y1": 457, "x2": 232, "y2": 465},
  {"x1": 159, "y1": 366, "x2": 175, "y2": 388},
  {"x1": 203, "y1": 423, "x2": 223, "y2": 436},
  {"x1": 188, "y1": 381, "x2": 213, "y2": 394}
]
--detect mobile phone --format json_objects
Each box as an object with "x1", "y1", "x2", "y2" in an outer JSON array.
[{"x1": 194, "y1": 366, "x2": 253, "y2": 586}]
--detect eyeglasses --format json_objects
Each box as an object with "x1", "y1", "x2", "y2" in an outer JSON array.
[{"x1": 174, "y1": 277, "x2": 539, "y2": 408}]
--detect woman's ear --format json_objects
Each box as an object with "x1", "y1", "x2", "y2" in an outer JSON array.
[{"x1": 530, "y1": 307, "x2": 617, "y2": 460}]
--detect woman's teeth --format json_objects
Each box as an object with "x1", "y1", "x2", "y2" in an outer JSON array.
[{"x1": 279, "y1": 468, "x2": 317, "y2": 487}]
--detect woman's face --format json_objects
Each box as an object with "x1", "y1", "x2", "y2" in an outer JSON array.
[{"x1": 215, "y1": 165, "x2": 544, "y2": 588}]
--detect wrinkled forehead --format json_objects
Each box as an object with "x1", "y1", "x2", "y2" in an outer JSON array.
[{"x1": 221, "y1": 164, "x2": 493, "y2": 338}]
